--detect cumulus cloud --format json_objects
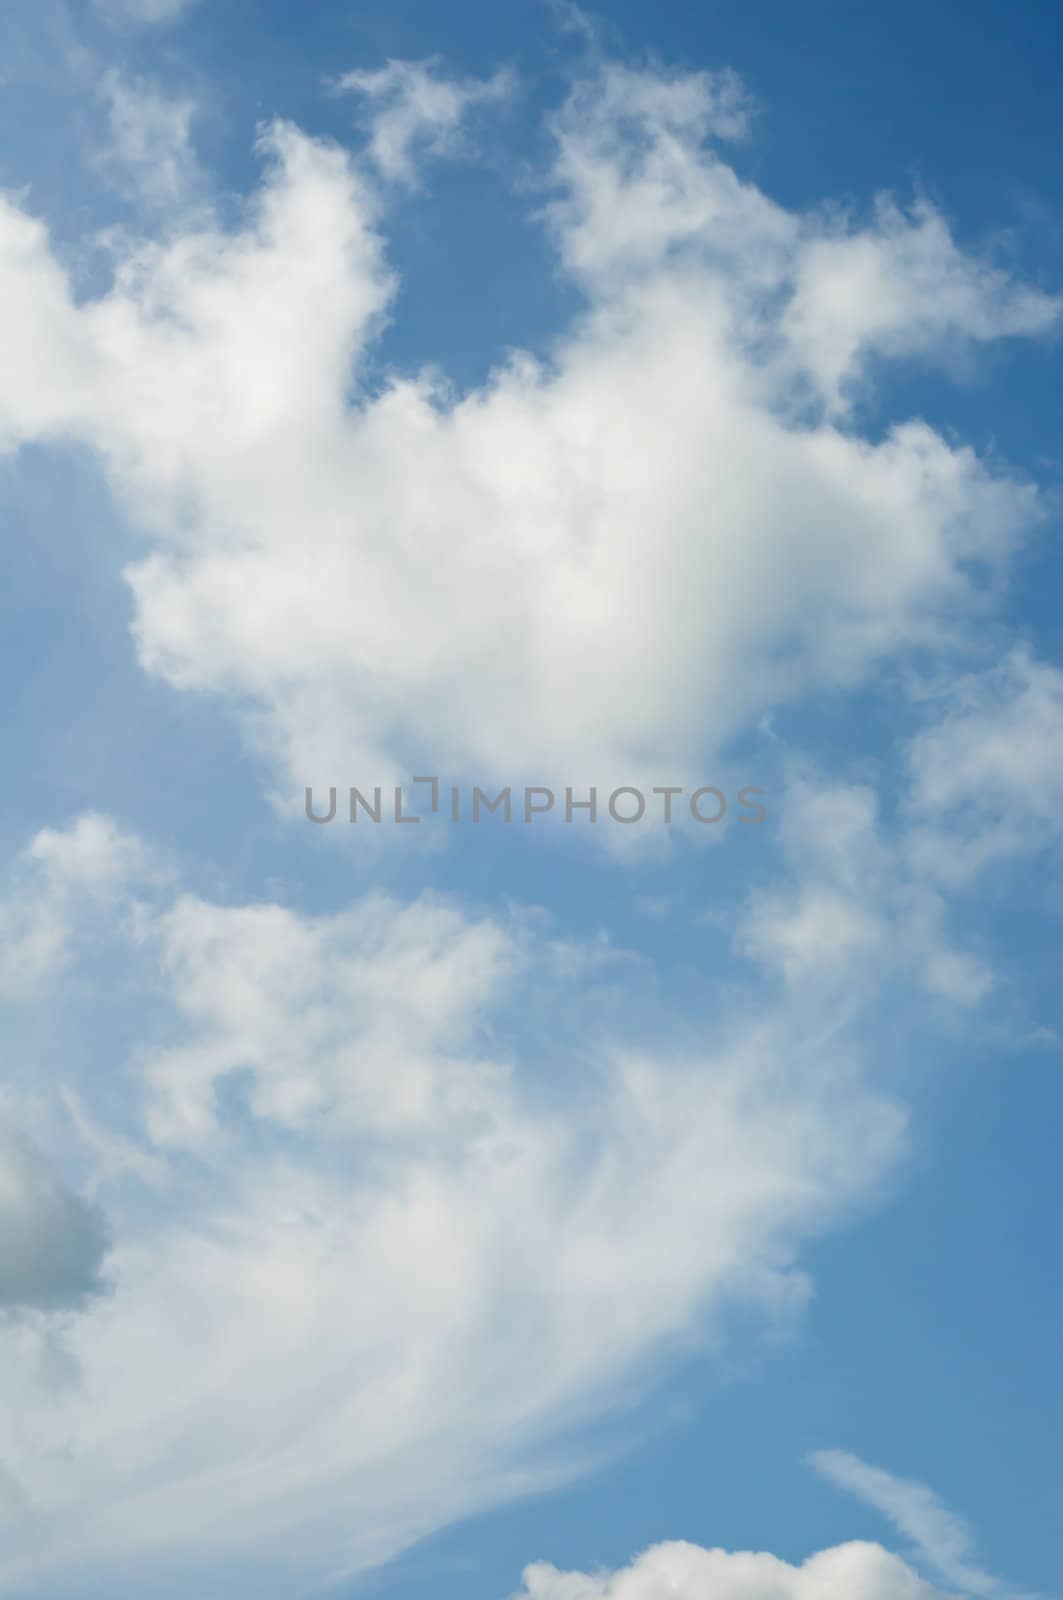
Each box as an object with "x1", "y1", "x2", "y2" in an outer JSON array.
[
  {"x1": 0, "y1": 812, "x2": 910, "y2": 1596},
  {"x1": 809, "y1": 1450, "x2": 1022, "y2": 1598},
  {"x1": 0, "y1": 59, "x2": 1054, "y2": 808},
  {"x1": 336, "y1": 57, "x2": 513, "y2": 185},
  {"x1": 516, "y1": 1538, "x2": 945, "y2": 1600}
]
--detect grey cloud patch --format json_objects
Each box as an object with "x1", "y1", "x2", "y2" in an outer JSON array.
[
  {"x1": 0, "y1": 1466, "x2": 33, "y2": 1528},
  {"x1": 0, "y1": 1122, "x2": 110, "y2": 1313}
]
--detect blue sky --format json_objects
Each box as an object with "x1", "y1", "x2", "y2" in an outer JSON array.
[{"x1": 0, "y1": 4, "x2": 1061, "y2": 1599}]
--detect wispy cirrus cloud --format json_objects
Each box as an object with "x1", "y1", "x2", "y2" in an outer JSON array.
[
  {"x1": 809, "y1": 1449, "x2": 1032, "y2": 1599},
  {"x1": 0, "y1": 809, "x2": 911, "y2": 1595}
]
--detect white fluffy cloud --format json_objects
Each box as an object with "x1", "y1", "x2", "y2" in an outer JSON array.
[
  {"x1": 782, "y1": 197, "x2": 1059, "y2": 408},
  {"x1": 0, "y1": 60, "x2": 1054, "y2": 805},
  {"x1": 0, "y1": 813, "x2": 909, "y2": 1596},
  {"x1": 336, "y1": 57, "x2": 513, "y2": 185},
  {"x1": 516, "y1": 1538, "x2": 944, "y2": 1600}
]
